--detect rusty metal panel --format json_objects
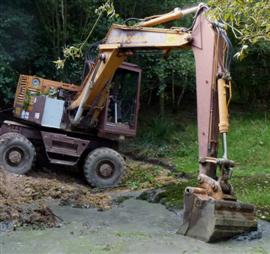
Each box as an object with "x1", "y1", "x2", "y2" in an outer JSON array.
[
  {"x1": 104, "y1": 25, "x2": 191, "y2": 49},
  {"x1": 14, "y1": 74, "x2": 80, "y2": 120},
  {"x1": 41, "y1": 131, "x2": 90, "y2": 158},
  {"x1": 0, "y1": 121, "x2": 42, "y2": 140},
  {"x1": 29, "y1": 96, "x2": 46, "y2": 125}
]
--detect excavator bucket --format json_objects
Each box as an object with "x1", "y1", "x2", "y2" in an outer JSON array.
[{"x1": 178, "y1": 190, "x2": 257, "y2": 242}]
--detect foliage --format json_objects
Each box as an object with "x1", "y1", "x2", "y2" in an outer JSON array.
[
  {"x1": 0, "y1": 0, "x2": 117, "y2": 104},
  {"x1": 206, "y1": 0, "x2": 270, "y2": 104},
  {"x1": 54, "y1": 0, "x2": 117, "y2": 69},
  {"x1": 0, "y1": 0, "x2": 270, "y2": 109},
  {"x1": 135, "y1": 51, "x2": 195, "y2": 107},
  {"x1": 0, "y1": 52, "x2": 16, "y2": 105},
  {"x1": 0, "y1": 2, "x2": 39, "y2": 105},
  {"x1": 208, "y1": 0, "x2": 270, "y2": 58},
  {"x1": 231, "y1": 43, "x2": 270, "y2": 105},
  {"x1": 125, "y1": 115, "x2": 184, "y2": 158},
  {"x1": 114, "y1": 0, "x2": 199, "y2": 19}
]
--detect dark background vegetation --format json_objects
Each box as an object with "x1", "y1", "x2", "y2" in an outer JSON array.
[{"x1": 0, "y1": 0, "x2": 269, "y2": 111}]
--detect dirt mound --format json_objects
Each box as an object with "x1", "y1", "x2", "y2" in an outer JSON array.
[
  {"x1": 0, "y1": 205, "x2": 61, "y2": 230},
  {"x1": 0, "y1": 168, "x2": 111, "y2": 208},
  {"x1": 0, "y1": 167, "x2": 112, "y2": 229}
]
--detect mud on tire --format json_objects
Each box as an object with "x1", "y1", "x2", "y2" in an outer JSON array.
[
  {"x1": 83, "y1": 147, "x2": 125, "y2": 188},
  {"x1": 0, "y1": 132, "x2": 36, "y2": 174}
]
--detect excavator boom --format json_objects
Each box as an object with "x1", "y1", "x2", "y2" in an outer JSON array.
[{"x1": 179, "y1": 10, "x2": 257, "y2": 241}]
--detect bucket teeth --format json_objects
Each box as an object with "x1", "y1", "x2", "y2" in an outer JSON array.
[{"x1": 178, "y1": 191, "x2": 257, "y2": 242}]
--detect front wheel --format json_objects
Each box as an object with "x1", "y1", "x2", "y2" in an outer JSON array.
[
  {"x1": 83, "y1": 147, "x2": 125, "y2": 188},
  {"x1": 0, "y1": 132, "x2": 36, "y2": 174}
]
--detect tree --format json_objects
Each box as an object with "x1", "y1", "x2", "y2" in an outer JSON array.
[
  {"x1": 207, "y1": 0, "x2": 270, "y2": 105},
  {"x1": 0, "y1": 1, "x2": 39, "y2": 105},
  {"x1": 1, "y1": 0, "x2": 269, "y2": 109},
  {"x1": 208, "y1": 0, "x2": 270, "y2": 58}
]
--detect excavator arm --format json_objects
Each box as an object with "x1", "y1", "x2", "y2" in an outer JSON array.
[
  {"x1": 69, "y1": 4, "x2": 257, "y2": 242},
  {"x1": 70, "y1": 4, "x2": 228, "y2": 186},
  {"x1": 69, "y1": 27, "x2": 192, "y2": 112}
]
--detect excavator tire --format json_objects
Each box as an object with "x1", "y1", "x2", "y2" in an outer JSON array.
[
  {"x1": 84, "y1": 147, "x2": 125, "y2": 188},
  {"x1": 0, "y1": 132, "x2": 36, "y2": 175}
]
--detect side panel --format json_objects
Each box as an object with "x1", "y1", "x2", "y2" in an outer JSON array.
[
  {"x1": 14, "y1": 75, "x2": 80, "y2": 120},
  {"x1": 0, "y1": 121, "x2": 42, "y2": 140},
  {"x1": 41, "y1": 98, "x2": 65, "y2": 128},
  {"x1": 41, "y1": 131, "x2": 90, "y2": 159}
]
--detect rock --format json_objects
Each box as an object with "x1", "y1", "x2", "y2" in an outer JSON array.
[
  {"x1": 138, "y1": 189, "x2": 167, "y2": 203},
  {"x1": 233, "y1": 229, "x2": 263, "y2": 241}
]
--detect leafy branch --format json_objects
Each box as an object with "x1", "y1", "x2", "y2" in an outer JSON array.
[
  {"x1": 53, "y1": 0, "x2": 117, "y2": 69},
  {"x1": 208, "y1": 0, "x2": 270, "y2": 59}
]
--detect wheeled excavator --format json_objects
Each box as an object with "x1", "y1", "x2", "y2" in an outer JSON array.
[{"x1": 0, "y1": 3, "x2": 257, "y2": 242}]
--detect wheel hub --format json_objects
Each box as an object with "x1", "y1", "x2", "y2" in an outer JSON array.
[
  {"x1": 98, "y1": 162, "x2": 114, "y2": 179},
  {"x1": 7, "y1": 149, "x2": 23, "y2": 165}
]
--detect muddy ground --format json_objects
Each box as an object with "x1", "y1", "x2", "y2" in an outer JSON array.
[
  {"x1": 1, "y1": 198, "x2": 270, "y2": 254},
  {"x1": 0, "y1": 166, "x2": 112, "y2": 230},
  {"x1": 1, "y1": 163, "x2": 270, "y2": 254},
  {"x1": 0, "y1": 159, "x2": 178, "y2": 229}
]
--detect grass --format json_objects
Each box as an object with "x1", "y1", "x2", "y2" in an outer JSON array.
[
  {"x1": 125, "y1": 108, "x2": 270, "y2": 221},
  {"x1": 232, "y1": 175, "x2": 270, "y2": 220},
  {"x1": 124, "y1": 162, "x2": 163, "y2": 190}
]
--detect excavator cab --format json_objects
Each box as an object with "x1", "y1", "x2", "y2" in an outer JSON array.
[
  {"x1": 12, "y1": 62, "x2": 141, "y2": 140},
  {"x1": 98, "y1": 63, "x2": 141, "y2": 139}
]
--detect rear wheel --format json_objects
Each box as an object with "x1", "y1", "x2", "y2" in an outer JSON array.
[
  {"x1": 0, "y1": 132, "x2": 36, "y2": 174},
  {"x1": 83, "y1": 147, "x2": 125, "y2": 188}
]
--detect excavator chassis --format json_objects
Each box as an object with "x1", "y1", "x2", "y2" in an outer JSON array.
[{"x1": 179, "y1": 191, "x2": 257, "y2": 242}]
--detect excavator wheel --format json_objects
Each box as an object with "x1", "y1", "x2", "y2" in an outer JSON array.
[
  {"x1": 83, "y1": 147, "x2": 125, "y2": 188},
  {"x1": 0, "y1": 132, "x2": 36, "y2": 175}
]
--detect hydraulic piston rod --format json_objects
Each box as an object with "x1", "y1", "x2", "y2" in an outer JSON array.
[
  {"x1": 137, "y1": 4, "x2": 204, "y2": 27},
  {"x1": 218, "y1": 78, "x2": 230, "y2": 160}
]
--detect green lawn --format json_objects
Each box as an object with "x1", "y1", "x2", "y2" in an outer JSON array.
[{"x1": 126, "y1": 109, "x2": 270, "y2": 220}]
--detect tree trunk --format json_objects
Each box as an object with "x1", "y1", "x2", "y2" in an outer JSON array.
[
  {"x1": 159, "y1": 91, "x2": 165, "y2": 117},
  {"x1": 55, "y1": 1, "x2": 61, "y2": 58},
  {"x1": 147, "y1": 89, "x2": 153, "y2": 105},
  {"x1": 172, "y1": 72, "x2": 175, "y2": 106},
  {"x1": 177, "y1": 85, "x2": 186, "y2": 107},
  {"x1": 172, "y1": 72, "x2": 176, "y2": 112}
]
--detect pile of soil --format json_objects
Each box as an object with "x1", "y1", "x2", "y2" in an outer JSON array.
[
  {"x1": 0, "y1": 167, "x2": 111, "y2": 230},
  {"x1": 0, "y1": 204, "x2": 61, "y2": 230},
  {"x1": 0, "y1": 168, "x2": 111, "y2": 208}
]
